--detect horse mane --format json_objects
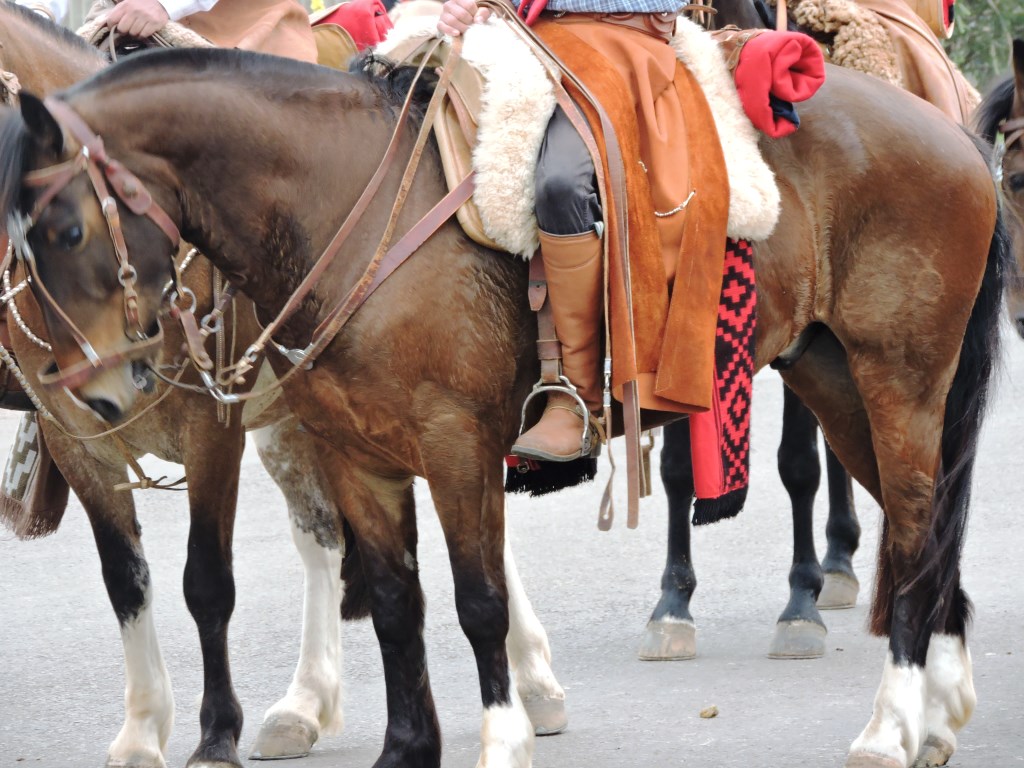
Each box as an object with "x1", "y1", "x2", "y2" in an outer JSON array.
[
  {"x1": 972, "y1": 76, "x2": 1014, "y2": 143},
  {"x1": 64, "y1": 47, "x2": 437, "y2": 122},
  {"x1": 1, "y1": 1, "x2": 104, "y2": 61},
  {"x1": 0, "y1": 105, "x2": 31, "y2": 226}
]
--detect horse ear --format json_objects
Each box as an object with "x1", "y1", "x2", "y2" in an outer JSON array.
[{"x1": 18, "y1": 92, "x2": 64, "y2": 158}]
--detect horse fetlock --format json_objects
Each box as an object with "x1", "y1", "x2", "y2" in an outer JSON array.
[
  {"x1": 108, "y1": 709, "x2": 172, "y2": 768},
  {"x1": 477, "y1": 701, "x2": 535, "y2": 768},
  {"x1": 915, "y1": 634, "x2": 975, "y2": 766},
  {"x1": 850, "y1": 657, "x2": 927, "y2": 768}
]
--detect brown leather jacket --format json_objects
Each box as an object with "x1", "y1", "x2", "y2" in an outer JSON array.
[{"x1": 180, "y1": 0, "x2": 318, "y2": 62}]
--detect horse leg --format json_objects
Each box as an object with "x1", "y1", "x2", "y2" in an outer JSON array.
[
  {"x1": 249, "y1": 418, "x2": 344, "y2": 760},
  {"x1": 768, "y1": 384, "x2": 827, "y2": 659},
  {"x1": 638, "y1": 419, "x2": 698, "y2": 660},
  {"x1": 41, "y1": 424, "x2": 173, "y2": 768},
  {"x1": 782, "y1": 317, "x2": 983, "y2": 766},
  {"x1": 503, "y1": 532, "x2": 568, "y2": 736},
  {"x1": 844, "y1": 402, "x2": 975, "y2": 768},
  {"x1": 324, "y1": 453, "x2": 440, "y2": 768},
  {"x1": 420, "y1": 412, "x2": 533, "y2": 768},
  {"x1": 180, "y1": 424, "x2": 246, "y2": 768},
  {"x1": 818, "y1": 441, "x2": 861, "y2": 609}
]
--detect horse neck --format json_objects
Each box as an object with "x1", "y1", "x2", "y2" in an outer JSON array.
[
  {"x1": 73, "y1": 71, "x2": 442, "y2": 322},
  {"x1": 0, "y1": 9, "x2": 104, "y2": 95}
]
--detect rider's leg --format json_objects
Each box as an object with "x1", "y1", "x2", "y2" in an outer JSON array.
[{"x1": 510, "y1": 105, "x2": 603, "y2": 462}]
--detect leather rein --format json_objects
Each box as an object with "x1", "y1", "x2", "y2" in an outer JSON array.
[{"x1": 9, "y1": 96, "x2": 181, "y2": 391}]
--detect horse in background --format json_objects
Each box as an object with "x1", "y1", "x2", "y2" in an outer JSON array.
[
  {"x1": 977, "y1": 40, "x2": 1024, "y2": 335},
  {"x1": 0, "y1": 37, "x2": 1006, "y2": 767},
  {"x1": 0, "y1": 6, "x2": 566, "y2": 767}
]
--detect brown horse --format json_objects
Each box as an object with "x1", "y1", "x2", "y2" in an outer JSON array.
[
  {"x1": 978, "y1": 39, "x2": 1024, "y2": 335},
  {"x1": 0, "y1": 36, "x2": 1008, "y2": 768},
  {"x1": 0, "y1": 7, "x2": 566, "y2": 767}
]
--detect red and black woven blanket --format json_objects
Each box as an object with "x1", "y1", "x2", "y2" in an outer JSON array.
[{"x1": 689, "y1": 238, "x2": 757, "y2": 525}]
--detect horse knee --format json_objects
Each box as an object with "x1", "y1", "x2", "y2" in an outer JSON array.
[
  {"x1": 92, "y1": 520, "x2": 149, "y2": 624},
  {"x1": 183, "y1": 550, "x2": 235, "y2": 625},
  {"x1": 777, "y1": 439, "x2": 820, "y2": 498},
  {"x1": 454, "y1": 579, "x2": 509, "y2": 649}
]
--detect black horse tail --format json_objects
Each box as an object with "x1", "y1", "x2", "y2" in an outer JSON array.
[{"x1": 870, "y1": 195, "x2": 1012, "y2": 638}]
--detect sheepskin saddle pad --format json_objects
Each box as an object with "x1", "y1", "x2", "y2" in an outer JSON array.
[{"x1": 374, "y1": 15, "x2": 780, "y2": 259}]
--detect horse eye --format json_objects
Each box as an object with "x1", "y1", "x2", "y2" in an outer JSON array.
[
  {"x1": 57, "y1": 224, "x2": 84, "y2": 250},
  {"x1": 1008, "y1": 173, "x2": 1024, "y2": 194}
]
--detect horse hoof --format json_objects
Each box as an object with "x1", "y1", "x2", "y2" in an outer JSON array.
[
  {"x1": 912, "y1": 736, "x2": 955, "y2": 767},
  {"x1": 767, "y1": 620, "x2": 826, "y2": 659},
  {"x1": 523, "y1": 695, "x2": 568, "y2": 736},
  {"x1": 106, "y1": 755, "x2": 166, "y2": 768},
  {"x1": 249, "y1": 715, "x2": 319, "y2": 760},
  {"x1": 845, "y1": 752, "x2": 905, "y2": 768},
  {"x1": 818, "y1": 572, "x2": 859, "y2": 610},
  {"x1": 637, "y1": 619, "x2": 696, "y2": 661}
]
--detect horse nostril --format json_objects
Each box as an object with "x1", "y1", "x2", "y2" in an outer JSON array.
[
  {"x1": 86, "y1": 398, "x2": 124, "y2": 424},
  {"x1": 1016, "y1": 317, "x2": 1024, "y2": 340}
]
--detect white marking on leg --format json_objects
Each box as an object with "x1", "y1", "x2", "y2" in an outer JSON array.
[
  {"x1": 504, "y1": 533, "x2": 564, "y2": 705},
  {"x1": 107, "y1": 586, "x2": 174, "y2": 768},
  {"x1": 260, "y1": 520, "x2": 344, "y2": 736},
  {"x1": 916, "y1": 633, "x2": 975, "y2": 765},
  {"x1": 850, "y1": 652, "x2": 926, "y2": 766},
  {"x1": 477, "y1": 690, "x2": 535, "y2": 768}
]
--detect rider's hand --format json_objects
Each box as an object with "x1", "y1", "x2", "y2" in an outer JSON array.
[
  {"x1": 102, "y1": 0, "x2": 170, "y2": 39},
  {"x1": 437, "y1": 0, "x2": 490, "y2": 37}
]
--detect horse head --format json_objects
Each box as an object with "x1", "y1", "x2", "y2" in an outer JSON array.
[
  {"x1": 999, "y1": 40, "x2": 1024, "y2": 336},
  {"x1": 0, "y1": 92, "x2": 180, "y2": 422}
]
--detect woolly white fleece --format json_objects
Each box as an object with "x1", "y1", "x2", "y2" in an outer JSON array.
[{"x1": 377, "y1": 14, "x2": 781, "y2": 256}]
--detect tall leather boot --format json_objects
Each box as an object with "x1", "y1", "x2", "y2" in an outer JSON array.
[{"x1": 511, "y1": 229, "x2": 603, "y2": 462}]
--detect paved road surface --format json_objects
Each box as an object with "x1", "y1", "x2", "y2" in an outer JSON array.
[{"x1": 1, "y1": 331, "x2": 1022, "y2": 768}]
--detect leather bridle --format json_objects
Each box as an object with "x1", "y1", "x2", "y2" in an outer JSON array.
[
  {"x1": 1001, "y1": 116, "x2": 1024, "y2": 154},
  {"x1": 9, "y1": 95, "x2": 181, "y2": 391}
]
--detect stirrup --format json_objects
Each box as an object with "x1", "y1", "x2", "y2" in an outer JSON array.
[{"x1": 516, "y1": 375, "x2": 601, "y2": 459}]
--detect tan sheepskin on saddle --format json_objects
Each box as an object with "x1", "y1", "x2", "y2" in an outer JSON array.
[{"x1": 375, "y1": 14, "x2": 781, "y2": 258}]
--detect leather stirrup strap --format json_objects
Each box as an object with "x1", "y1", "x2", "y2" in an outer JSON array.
[{"x1": 528, "y1": 253, "x2": 562, "y2": 384}]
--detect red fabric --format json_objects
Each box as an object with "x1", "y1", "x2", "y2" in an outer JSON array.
[
  {"x1": 734, "y1": 31, "x2": 825, "y2": 138},
  {"x1": 518, "y1": 0, "x2": 548, "y2": 26},
  {"x1": 689, "y1": 239, "x2": 757, "y2": 521},
  {"x1": 315, "y1": 0, "x2": 393, "y2": 51}
]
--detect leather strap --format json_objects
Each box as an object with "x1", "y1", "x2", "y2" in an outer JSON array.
[
  {"x1": 247, "y1": 36, "x2": 450, "y2": 364},
  {"x1": 528, "y1": 253, "x2": 562, "y2": 384},
  {"x1": 1001, "y1": 116, "x2": 1024, "y2": 153},
  {"x1": 203, "y1": 172, "x2": 478, "y2": 405}
]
